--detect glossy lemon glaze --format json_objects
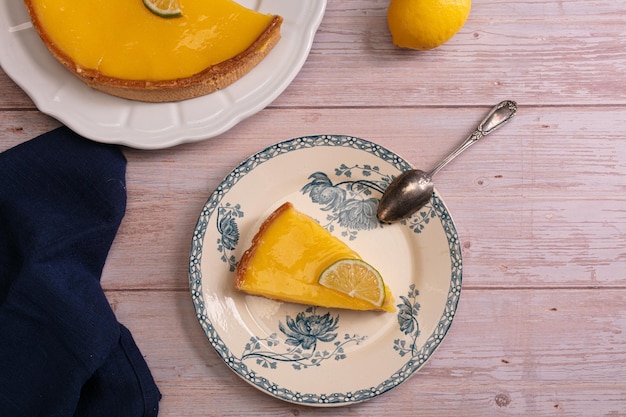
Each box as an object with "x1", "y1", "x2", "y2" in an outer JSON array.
[
  {"x1": 237, "y1": 203, "x2": 394, "y2": 312},
  {"x1": 30, "y1": 0, "x2": 275, "y2": 80}
]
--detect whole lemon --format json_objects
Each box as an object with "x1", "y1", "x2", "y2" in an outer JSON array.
[{"x1": 387, "y1": 0, "x2": 471, "y2": 50}]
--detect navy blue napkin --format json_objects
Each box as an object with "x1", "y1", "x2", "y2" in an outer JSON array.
[{"x1": 0, "y1": 127, "x2": 160, "y2": 417}]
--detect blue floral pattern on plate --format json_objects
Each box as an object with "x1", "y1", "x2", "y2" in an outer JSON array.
[
  {"x1": 301, "y1": 167, "x2": 385, "y2": 240},
  {"x1": 241, "y1": 307, "x2": 366, "y2": 371},
  {"x1": 300, "y1": 164, "x2": 436, "y2": 239},
  {"x1": 189, "y1": 135, "x2": 462, "y2": 406},
  {"x1": 215, "y1": 203, "x2": 243, "y2": 272}
]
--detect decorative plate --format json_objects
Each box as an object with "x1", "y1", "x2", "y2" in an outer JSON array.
[
  {"x1": 0, "y1": 0, "x2": 326, "y2": 149},
  {"x1": 189, "y1": 135, "x2": 462, "y2": 406}
]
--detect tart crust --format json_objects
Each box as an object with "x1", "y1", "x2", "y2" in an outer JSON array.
[
  {"x1": 235, "y1": 202, "x2": 395, "y2": 312},
  {"x1": 23, "y1": 1, "x2": 283, "y2": 102}
]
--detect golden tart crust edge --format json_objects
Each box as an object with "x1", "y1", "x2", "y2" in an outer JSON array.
[
  {"x1": 234, "y1": 201, "x2": 292, "y2": 292},
  {"x1": 234, "y1": 202, "x2": 395, "y2": 312},
  {"x1": 23, "y1": 0, "x2": 283, "y2": 103}
]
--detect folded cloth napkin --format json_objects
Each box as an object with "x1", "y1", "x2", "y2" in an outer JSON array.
[{"x1": 0, "y1": 127, "x2": 160, "y2": 417}]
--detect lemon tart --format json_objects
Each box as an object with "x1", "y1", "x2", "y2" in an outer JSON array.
[
  {"x1": 235, "y1": 202, "x2": 395, "y2": 312},
  {"x1": 23, "y1": 0, "x2": 283, "y2": 102}
]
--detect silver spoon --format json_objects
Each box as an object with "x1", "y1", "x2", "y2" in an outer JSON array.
[{"x1": 377, "y1": 100, "x2": 518, "y2": 223}]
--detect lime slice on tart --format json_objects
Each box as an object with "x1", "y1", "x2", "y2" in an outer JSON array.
[
  {"x1": 142, "y1": 0, "x2": 182, "y2": 18},
  {"x1": 318, "y1": 259, "x2": 386, "y2": 307}
]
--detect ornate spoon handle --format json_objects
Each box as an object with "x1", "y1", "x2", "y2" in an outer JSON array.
[{"x1": 428, "y1": 100, "x2": 518, "y2": 178}]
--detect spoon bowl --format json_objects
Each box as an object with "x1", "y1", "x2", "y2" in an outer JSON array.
[
  {"x1": 377, "y1": 169, "x2": 433, "y2": 223},
  {"x1": 377, "y1": 100, "x2": 518, "y2": 223}
]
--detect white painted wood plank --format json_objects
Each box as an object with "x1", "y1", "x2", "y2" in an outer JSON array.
[
  {"x1": 4, "y1": 105, "x2": 626, "y2": 290},
  {"x1": 113, "y1": 105, "x2": 626, "y2": 290},
  {"x1": 3, "y1": 1, "x2": 626, "y2": 413},
  {"x1": 274, "y1": 0, "x2": 626, "y2": 107},
  {"x1": 109, "y1": 289, "x2": 626, "y2": 416},
  {"x1": 3, "y1": 1, "x2": 626, "y2": 109}
]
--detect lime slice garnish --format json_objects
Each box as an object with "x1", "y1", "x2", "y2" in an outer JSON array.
[
  {"x1": 142, "y1": 0, "x2": 182, "y2": 18},
  {"x1": 318, "y1": 259, "x2": 386, "y2": 307}
]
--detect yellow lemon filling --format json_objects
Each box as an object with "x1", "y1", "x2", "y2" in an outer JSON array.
[
  {"x1": 236, "y1": 203, "x2": 394, "y2": 312},
  {"x1": 29, "y1": 0, "x2": 277, "y2": 81}
]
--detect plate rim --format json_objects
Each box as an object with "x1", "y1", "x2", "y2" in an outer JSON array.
[
  {"x1": 188, "y1": 134, "x2": 463, "y2": 406},
  {"x1": 0, "y1": 0, "x2": 327, "y2": 149}
]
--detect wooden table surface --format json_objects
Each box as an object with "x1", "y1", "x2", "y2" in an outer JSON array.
[{"x1": 2, "y1": 0, "x2": 626, "y2": 415}]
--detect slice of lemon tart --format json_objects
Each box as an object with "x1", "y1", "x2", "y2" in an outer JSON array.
[
  {"x1": 23, "y1": 0, "x2": 283, "y2": 102},
  {"x1": 235, "y1": 202, "x2": 395, "y2": 312}
]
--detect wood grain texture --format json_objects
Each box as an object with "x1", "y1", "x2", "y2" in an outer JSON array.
[
  {"x1": 2, "y1": 0, "x2": 626, "y2": 415},
  {"x1": 274, "y1": 0, "x2": 626, "y2": 107},
  {"x1": 108, "y1": 289, "x2": 626, "y2": 417}
]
